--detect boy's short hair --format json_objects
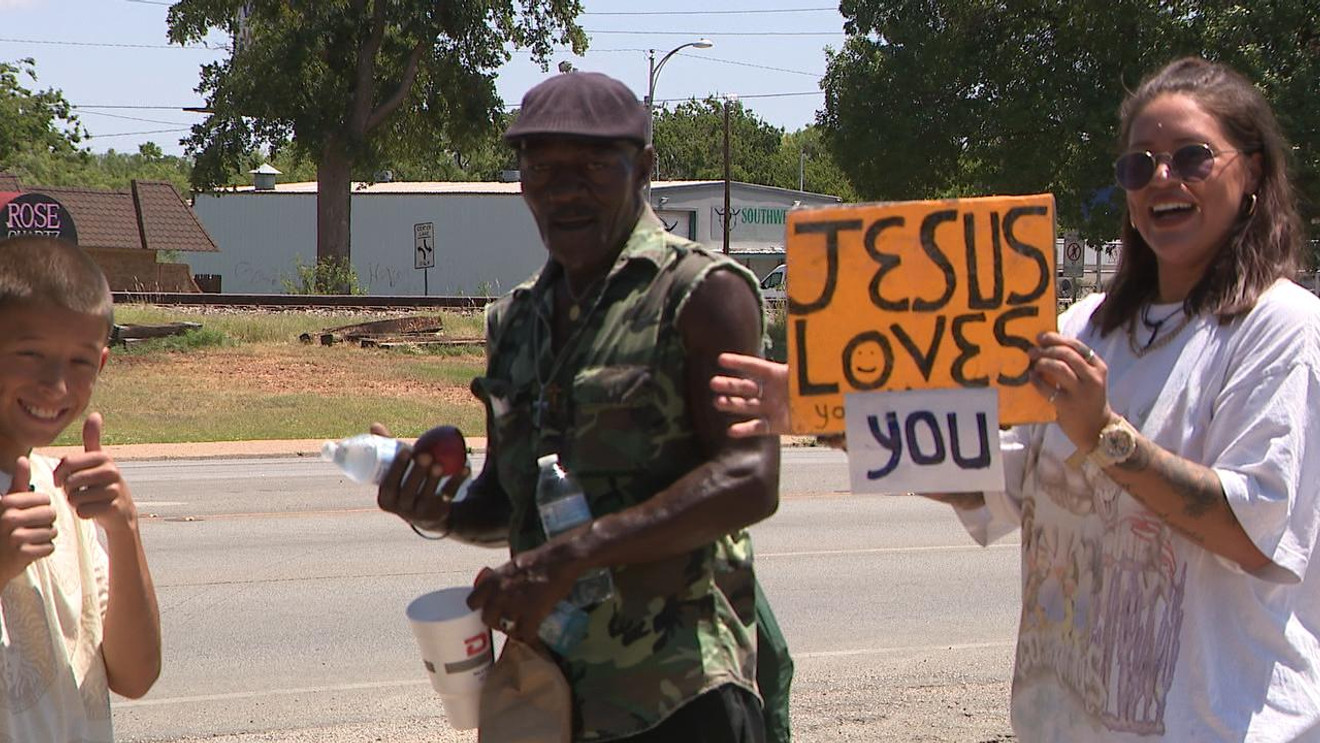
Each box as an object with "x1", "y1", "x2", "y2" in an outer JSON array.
[{"x1": 0, "y1": 236, "x2": 115, "y2": 337}]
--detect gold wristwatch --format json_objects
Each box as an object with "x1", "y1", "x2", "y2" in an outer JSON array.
[{"x1": 1066, "y1": 416, "x2": 1140, "y2": 469}]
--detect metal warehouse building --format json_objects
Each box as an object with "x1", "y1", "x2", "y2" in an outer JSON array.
[{"x1": 186, "y1": 177, "x2": 841, "y2": 296}]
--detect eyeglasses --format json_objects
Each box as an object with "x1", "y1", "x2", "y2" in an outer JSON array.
[{"x1": 1113, "y1": 143, "x2": 1236, "y2": 191}]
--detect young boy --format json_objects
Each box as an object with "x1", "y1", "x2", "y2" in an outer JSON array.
[{"x1": 0, "y1": 235, "x2": 161, "y2": 741}]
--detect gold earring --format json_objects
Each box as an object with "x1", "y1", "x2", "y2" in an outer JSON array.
[{"x1": 1245, "y1": 193, "x2": 1258, "y2": 217}]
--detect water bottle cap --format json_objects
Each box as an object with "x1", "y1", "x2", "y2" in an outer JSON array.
[
  {"x1": 320, "y1": 440, "x2": 338, "y2": 461},
  {"x1": 536, "y1": 453, "x2": 559, "y2": 468}
]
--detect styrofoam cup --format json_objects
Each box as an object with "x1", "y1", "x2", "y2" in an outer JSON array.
[{"x1": 406, "y1": 587, "x2": 493, "y2": 730}]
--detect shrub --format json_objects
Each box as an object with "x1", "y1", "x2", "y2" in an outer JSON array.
[{"x1": 282, "y1": 257, "x2": 366, "y2": 295}]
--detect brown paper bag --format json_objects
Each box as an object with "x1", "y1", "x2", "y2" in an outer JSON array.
[{"x1": 478, "y1": 639, "x2": 572, "y2": 743}]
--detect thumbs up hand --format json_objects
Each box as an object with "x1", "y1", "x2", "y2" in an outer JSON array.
[
  {"x1": 0, "y1": 456, "x2": 58, "y2": 585},
  {"x1": 53, "y1": 413, "x2": 139, "y2": 535}
]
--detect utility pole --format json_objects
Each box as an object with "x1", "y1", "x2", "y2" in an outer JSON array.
[{"x1": 723, "y1": 95, "x2": 733, "y2": 255}]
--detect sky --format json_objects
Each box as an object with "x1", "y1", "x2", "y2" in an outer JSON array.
[{"x1": 0, "y1": 0, "x2": 849, "y2": 158}]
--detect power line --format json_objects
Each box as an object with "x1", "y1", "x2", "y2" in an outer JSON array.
[
  {"x1": 652, "y1": 90, "x2": 824, "y2": 105},
  {"x1": 584, "y1": 7, "x2": 836, "y2": 14},
  {"x1": 0, "y1": 36, "x2": 222, "y2": 51},
  {"x1": 91, "y1": 128, "x2": 192, "y2": 138},
  {"x1": 74, "y1": 109, "x2": 194, "y2": 126},
  {"x1": 584, "y1": 29, "x2": 842, "y2": 37},
  {"x1": 75, "y1": 105, "x2": 205, "y2": 111},
  {"x1": 675, "y1": 51, "x2": 821, "y2": 78}
]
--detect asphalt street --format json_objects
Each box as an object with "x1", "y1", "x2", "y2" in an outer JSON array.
[{"x1": 111, "y1": 448, "x2": 1021, "y2": 742}]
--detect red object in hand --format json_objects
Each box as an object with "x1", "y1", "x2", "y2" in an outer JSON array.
[{"x1": 414, "y1": 425, "x2": 468, "y2": 476}]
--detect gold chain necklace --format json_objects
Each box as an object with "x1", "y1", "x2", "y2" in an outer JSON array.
[
  {"x1": 1127, "y1": 309, "x2": 1193, "y2": 357},
  {"x1": 562, "y1": 274, "x2": 605, "y2": 322}
]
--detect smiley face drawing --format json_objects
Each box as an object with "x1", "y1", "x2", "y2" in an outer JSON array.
[{"x1": 842, "y1": 331, "x2": 894, "y2": 390}]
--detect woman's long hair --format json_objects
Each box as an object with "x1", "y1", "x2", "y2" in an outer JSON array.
[{"x1": 1096, "y1": 57, "x2": 1303, "y2": 335}]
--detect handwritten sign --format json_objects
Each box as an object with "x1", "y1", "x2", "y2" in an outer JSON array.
[
  {"x1": 844, "y1": 388, "x2": 1004, "y2": 494},
  {"x1": 786, "y1": 195, "x2": 1056, "y2": 434}
]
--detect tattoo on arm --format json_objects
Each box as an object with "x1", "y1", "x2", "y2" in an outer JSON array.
[{"x1": 1114, "y1": 437, "x2": 1223, "y2": 519}]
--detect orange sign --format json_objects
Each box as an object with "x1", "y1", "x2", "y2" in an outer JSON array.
[{"x1": 785, "y1": 195, "x2": 1057, "y2": 434}]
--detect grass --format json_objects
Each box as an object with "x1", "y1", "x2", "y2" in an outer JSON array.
[{"x1": 53, "y1": 305, "x2": 490, "y2": 446}]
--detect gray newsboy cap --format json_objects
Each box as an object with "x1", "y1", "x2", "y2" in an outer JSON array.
[{"x1": 503, "y1": 72, "x2": 648, "y2": 145}]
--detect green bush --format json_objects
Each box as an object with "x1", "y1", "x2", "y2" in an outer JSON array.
[{"x1": 282, "y1": 256, "x2": 366, "y2": 295}]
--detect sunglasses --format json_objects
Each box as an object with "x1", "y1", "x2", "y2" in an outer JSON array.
[{"x1": 1114, "y1": 143, "x2": 1234, "y2": 191}]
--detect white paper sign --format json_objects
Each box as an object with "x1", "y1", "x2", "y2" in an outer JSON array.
[{"x1": 844, "y1": 387, "x2": 1004, "y2": 494}]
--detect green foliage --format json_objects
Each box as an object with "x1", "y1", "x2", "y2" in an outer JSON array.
[
  {"x1": 116, "y1": 327, "x2": 233, "y2": 356},
  {"x1": 652, "y1": 99, "x2": 859, "y2": 199},
  {"x1": 822, "y1": 0, "x2": 1319, "y2": 242},
  {"x1": 0, "y1": 58, "x2": 86, "y2": 166},
  {"x1": 167, "y1": 1, "x2": 586, "y2": 263},
  {"x1": 776, "y1": 126, "x2": 859, "y2": 202},
  {"x1": 653, "y1": 97, "x2": 784, "y2": 184},
  {"x1": 4, "y1": 143, "x2": 193, "y2": 194},
  {"x1": 282, "y1": 256, "x2": 367, "y2": 296}
]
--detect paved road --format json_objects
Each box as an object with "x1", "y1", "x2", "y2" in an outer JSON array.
[{"x1": 112, "y1": 449, "x2": 1020, "y2": 742}]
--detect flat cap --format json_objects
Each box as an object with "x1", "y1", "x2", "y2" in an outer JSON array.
[{"x1": 504, "y1": 71, "x2": 648, "y2": 145}]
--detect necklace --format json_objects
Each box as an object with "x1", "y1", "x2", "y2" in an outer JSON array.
[
  {"x1": 1127, "y1": 304, "x2": 1192, "y2": 358},
  {"x1": 562, "y1": 274, "x2": 605, "y2": 322}
]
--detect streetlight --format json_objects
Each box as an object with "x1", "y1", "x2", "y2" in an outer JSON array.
[
  {"x1": 644, "y1": 38, "x2": 713, "y2": 202},
  {"x1": 644, "y1": 38, "x2": 714, "y2": 142}
]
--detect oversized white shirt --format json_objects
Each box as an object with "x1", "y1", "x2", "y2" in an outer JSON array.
[
  {"x1": 0, "y1": 454, "x2": 112, "y2": 743},
  {"x1": 962, "y1": 280, "x2": 1320, "y2": 742}
]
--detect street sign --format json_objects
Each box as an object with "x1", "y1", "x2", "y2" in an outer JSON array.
[
  {"x1": 414, "y1": 222, "x2": 435, "y2": 270},
  {"x1": 1062, "y1": 233, "x2": 1084, "y2": 278}
]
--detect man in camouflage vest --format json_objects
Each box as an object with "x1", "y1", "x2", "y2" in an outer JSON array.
[{"x1": 377, "y1": 72, "x2": 782, "y2": 742}]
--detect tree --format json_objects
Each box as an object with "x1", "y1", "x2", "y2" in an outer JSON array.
[
  {"x1": 0, "y1": 58, "x2": 86, "y2": 168},
  {"x1": 776, "y1": 126, "x2": 859, "y2": 202},
  {"x1": 167, "y1": 1, "x2": 585, "y2": 291},
  {"x1": 653, "y1": 97, "x2": 784, "y2": 185},
  {"x1": 652, "y1": 98, "x2": 858, "y2": 200},
  {"x1": 5, "y1": 143, "x2": 193, "y2": 195},
  {"x1": 821, "y1": 0, "x2": 1319, "y2": 244}
]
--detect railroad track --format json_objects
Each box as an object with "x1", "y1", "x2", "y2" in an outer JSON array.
[{"x1": 111, "y1": 292, "x2": 492, "y2": 311}]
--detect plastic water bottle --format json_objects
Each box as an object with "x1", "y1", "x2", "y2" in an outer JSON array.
[
  {"x1": 538, "y1": 601, "x2": 589, "y2": 655},
  {"x1": 535, "y1": 453, "x2": 614, "y2": 606},
  {"x1": 321, "y1": 433, "x2": 402, "y2": 484}
]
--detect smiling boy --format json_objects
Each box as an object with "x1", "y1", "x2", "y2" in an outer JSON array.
[{"x1": 0, "y1": 236, "x2": 161, "y2": 741}]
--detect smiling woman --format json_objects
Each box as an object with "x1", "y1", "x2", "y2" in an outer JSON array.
[{"x1": 708, "y1": 56, "x2": 1320, "y2": 743}]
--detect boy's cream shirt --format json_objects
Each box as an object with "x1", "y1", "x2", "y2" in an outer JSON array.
[{"x1": 0, "y1": 453, "x2": 112, "y2": 743}]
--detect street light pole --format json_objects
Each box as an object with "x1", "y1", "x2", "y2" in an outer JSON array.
[
  {"x1": 644, "y1": 38, "x2": 714, "y2": 142},
  {"x1": 643, "y1": 38, "x2": 714, "y2": 205}
]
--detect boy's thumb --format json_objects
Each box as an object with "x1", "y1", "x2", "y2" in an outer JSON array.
[
  {"x1": 10, "y1": 456, "x2": 31, "y2": 495},
  {"x1": 83, "y1": 413, "x2": 103, "y2": 452}
]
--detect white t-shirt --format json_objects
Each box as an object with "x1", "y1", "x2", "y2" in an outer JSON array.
[
  {"x1": 0, "y1": 454, "x2": 112, "y2": 743},
  {"x1": 962, "y1": 280, "x2": 1320, "y2": 742}
]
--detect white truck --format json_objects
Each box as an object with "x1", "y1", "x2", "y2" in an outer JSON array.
[{"x1": 759, "y1": 263, "x2": 786, "y2": 302}]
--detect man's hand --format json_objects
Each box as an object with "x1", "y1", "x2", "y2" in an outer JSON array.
[
  {"x1": 0, "y1": 456, "x2": 57, "y2": 584},
  {"x1": 372, "y1": 422, "x2": 461, "y2": 532},
  {"x1": 710, "y1": 353, "x2": 791, "y2": 437},
  {"x1": 467, "y1": 540, "x2": 583, "y2": 646},
  {"x1": 53, "y1": 413, "x2": 138, "y2": 535}
]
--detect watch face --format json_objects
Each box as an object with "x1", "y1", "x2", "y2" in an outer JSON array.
[{"x1": 1101, "y1": 427, "x2": 1136, "y2": 460}]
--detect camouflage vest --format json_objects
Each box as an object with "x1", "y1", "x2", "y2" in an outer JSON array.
[{"x1": 473, "y1": 208, "x2": 761, "y2": 740}]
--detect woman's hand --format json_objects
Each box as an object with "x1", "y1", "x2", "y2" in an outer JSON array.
[
  {"x1": 710, "y1": 353, "x2": 791, "y2": 437},
  {"x1": 1028, "y1": 332, "x2": 1112, "y2": 454}
]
